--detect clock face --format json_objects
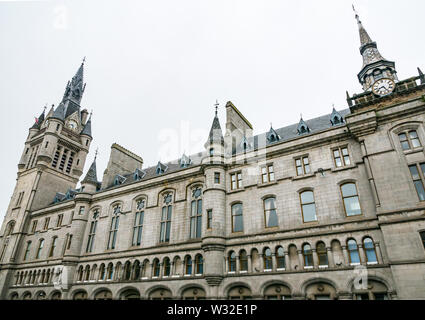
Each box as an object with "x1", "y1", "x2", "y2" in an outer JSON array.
[
  {"x1": 372, "y1": 78, "x2": 395, "y2": 96},
  {"x1": 68, "y1": 120, "x2": 77, "y2": 130}
]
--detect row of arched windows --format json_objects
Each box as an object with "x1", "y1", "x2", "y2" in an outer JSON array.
[
  {"x1": 13, "y1": 267, "x2": 56, "y2": 287},
  {"x1": 75, "y1": 254, "x2": 204, "y2": 284},
  {"x1": 226, "y1": 237, "x2": 380, "y2": 273}
]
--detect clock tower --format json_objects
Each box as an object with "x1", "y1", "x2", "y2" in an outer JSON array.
[{"x1": 354, "y1": 8, "x2": 398, "y2": 93}]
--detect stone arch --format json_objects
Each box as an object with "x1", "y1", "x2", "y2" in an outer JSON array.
[
  {"x1": 181, "y1": 285, "x2": 207, "y2": 300},
  {"x1": 185, "y1": 181, "x2": 204, "y2": 199},
  {"x1": 9, "y1": 292, "x2": 19, "y2": 300},
  {"x1": 345, "y1": 274, "x2": 394, "y2": 295},
  {"x1": 157, "y1": 188, "x2": 176, "y2": 206},
  {"x1": 72, "y1": 289, "x2": 88, "y2": 300},
  {"x1": 302, "y1": 278, "x2": 338, "y2": 300},
  {"x1": 261, "y1": 281, "x2": 292, "y2": 299},
  {"x1": 35, "y1": 290, "x2": 47, "y2": 300},
  {"x1": 92, "y1": 287, "x2": 113, "y2": 300},
  {"x1": 225, "y1": 282, "x2": 253, "y2": 299},
  {"x1": 117, "y1": 286, "x2": 141, "y2": 300},
  {"x1": 22, "y1": 291, "x2": 32, "y2": 300},
  {"x1": 49, "y1": 290, "x2": 62, "y2": 300},
  {"x1": 147, "y1": 285, "x2": 173, "y2": 300}
]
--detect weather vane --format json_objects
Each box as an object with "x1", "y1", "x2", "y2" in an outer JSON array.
[
  {"x1": 214, "y1": 100, "x2": 219, "y2": 116},
  {"x1": 94, "y1": 148, "x2": 98, "y2": 160}
]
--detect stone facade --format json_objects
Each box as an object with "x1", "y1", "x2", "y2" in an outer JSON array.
[{"x1": 0, "y1": 11, "x2": 425, "y2": 300}]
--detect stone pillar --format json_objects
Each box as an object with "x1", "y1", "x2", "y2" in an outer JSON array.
[
  {"x1": 259, "y1": 254, "x2": 264, "y2": 272},
  {"x1": 327, "y1": 247, "x2": 335, "y2": 268},
  {"x1": 358, "y1": 245, "x2": 367, "y2": 265},
  {"x1": 236, "y1": 255, "x2": 240, "y2": 273},
  {"x1": 312, "y1": 249, "x2": 319, "y2": 268},
  {"x1": 170, "y1": 262, "x2": 175, "y2": 276},
  {"x1": 284, "y1": 251, "x2": 290, "y2": 271},
  {"x1": 150, "y1": 263, "x2": 155, "y2": 278},
  {"x1": 272, "y1": 253, "x2": 277, "y2": 272},
  {"x1": 225, "y1": 256, "x2": 229, "y2": 273},
  {"x1": 297, "y1": 250, "x2": 304, "y2": 270},
  {"x1": 342, "y1": 246, "x2": 350, "y2": 266},
  {"x1": 375, "y1": 242, "x2": 383, "y2": 264},
  {"x1": 247, "y1": 255, "x2": 252, "y2": 273}
]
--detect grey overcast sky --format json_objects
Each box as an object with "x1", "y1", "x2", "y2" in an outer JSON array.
[{"x1": 0, "y1": 0, "x2": 424, "y2": 223}]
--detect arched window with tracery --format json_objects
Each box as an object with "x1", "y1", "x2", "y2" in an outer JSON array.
[
  {"x1": 195, "y1": 254, "x2": 203, "y2": 275},
  {"x1": 190, "y1": 187, "x2": 203, "y2": 239},
  {"x1": 239, "y1": 250, "x2": 248, "y2": 272},
  {"x1": 303, "y1": 243, "x2": 313, "y2": 268},
  {"x1": 276, "y1": 247, "x2": 285, "y2": 269},
  {"x1": 317, "y1": 242, "x2": 328, "y2": 266},
  {"x1": 132, "y1": 199, "x2": 145, "y2": 246},
  {"x1": 107, "y1": 204, "x2": 121, "y2": 249},
  {"x1": 347, "y1": 239, "x2": 360, "y2": 265},
  {"x1": 86, "y1": 209, "x2": 99, "y2": 253},
  {"x1": 160, "y1": 193, "x2": 173, "y2": 243},
  {"x1": 363, "y1": 237, "x2": 378, "y2": 264},
  {"x1": 228, "y1": 251, "x2": 236, "y2": 272},
  {"x1": 153, "y1": 259, "x2": 160, "y2": 277}
]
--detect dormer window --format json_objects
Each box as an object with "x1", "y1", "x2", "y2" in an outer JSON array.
[
  {"x1": 180, "y1": 154, "x2": 191, "y2": 168},
  {"x1": 267, "y1": 127, "x2": 280, "y2": 143},
  {"x1": 330, "y1": 108, "x2": 344, "y2": 126},
  {"x1": 297, "y1": 118, "x2": 310, "y2": 135},
  {"x1": 134, "y1": 169, "x2": 146, "y2": 181},
  {"x1": 114, "y1": 175, "x2": 126, "y2": 186},
  {"x1": 156, "y1": 162, "x2": 168, "y2": 175}
]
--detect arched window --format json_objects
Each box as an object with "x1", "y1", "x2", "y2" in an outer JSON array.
[
  {"x1": 264, "y1": 284, "x2": 291, "y2": 300},
  {"x1": 132, "y1": 200, "x2": 145, "y2": 246},
  {"x1": 98, "y1": 264, "x2": 106, "y2": 281},
  {"x1": 231, "y1": 203, "x2": 243, "y2": 233},
  {"x1": 300, "y1": 191, "x2": 317, "y2": 222},
  {"x1": 86, "y1": 209, "x2": 99, "y2": 252},
  {"x1": 23, "y1": 241, "x2": 31, "y2": 261},
  {"x1": 36, "y1": 239, "x2": 44, "y2": 259},
  {"x1": 341, "y1": 183, "x2": 362, "y2": 216},
  {"x1": 303, "y1": 243, "x2": 313, "y2": 268},
  {"x1": 363, "y1": 237, "x2": 378, "y2": 264},
  {"x1": 141, "y1": 260, "x2": 149, "y2": 278},
  {"x1": 239, "y1": 250, "x2": 248, "y2": 272},
  {"x1": 195, "y1": 254, "x2": 203, "y2": 275},
  {"x1": 190, "y1": 188, "x2": 202, "y2": 239},
  {"x1": 347, "y1": 239, "x2": 360, "y2": 265},
  {"x1": 160, "y1": 194, "x2": 173, "y2": 243},
  {"x1": 264, "y1": 197, "x2": 278, "y2": 228},
  {"x1": 163, "y1": 258, "x2": 171, "y2": 277},
  {"x1": 263, "y1": 248, "x2": 272, "y2": 270},
  {"x1": 48, "y1": 236, "x2": 57, "y2": 257},
  {"x1": 153, "y1": 259, "x2": 160, "y2": 277},
  {"x1": 184, "y1": 256, "x2": 192, "y2": 275},
  {"x1": 106, "y1": 263, "x2": 114, "y2": 280},
  {"x1": 228, "y1": 251, "x2": 236, "y2": 272},
  {"x1": 77, "y1": 266, "x2": 83, "y2": 282},
  {"x1": 84, "y1": 265, "x2": 90, "y2": 281},
  {"x1": 228, "y1": 286, "x2": 252, "y2": 300},
  {"x1": 317, "y1": 242, "x2": 328, "y2": 266},
  {"x1": 107, "y1": 204, "x2": 121, "y2": 249},
  {"x1": 276, "y1": 247, "x2": 285, "y2": 269},
  {"x1": 124, "y1": 261, "x2": 131, "y2": 280},
  {"x1": 132, "y1": 260, "x2": 141, "y2": 280}
]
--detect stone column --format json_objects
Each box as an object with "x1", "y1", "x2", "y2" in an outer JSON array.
[
  {"x1": 284, "y1": 251, "x2": 290, "y2": 271},
  {"x1": 236, "y1": 255, "x2": 240, "y2": 273},
  {"x1": 312, "y1": 249, "x2": 319, "y2": 268},
  {"x1": 170, "y1": 262, "x2": 175, "y2": 276},
  {"x1": 150, "y1": 263, "x2": 155, "y2": 278},
  {"x1": 326, "y1": 247, "x2": 335, "y2": 268},
  {"x1": 375, "y1": 242, "x2": 383, "y2": 264},
  {"x1": 272, "y1": 253, "x2": 277, "y2": 272},
  {"x1": 358, "y1": 245, "x2": 367, "y2": 265},
  {"x1": 342, "y1": 246, "x2": 350, "y2": 266},
  {"x1": 259, "y1": 254, "x2": 264, "y2": 272},
  {"x1": 297, "y1": 250, "x2": 304, "y2": 270},
  {"x1": 225, "y1": 256, "x2": 229, "y2": 273},
  {"x1": 247, "y1": 255, "x2": 252, "y2": 273}
]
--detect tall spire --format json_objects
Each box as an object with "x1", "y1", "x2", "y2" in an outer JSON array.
[
  {"x1": 353, "y1": 6, "x2": 397, "y2": 91},
  {"x1": 206, "y1": 101, "x2": 224, "y2": 147},
  {"x1": 81, "y1": 150, "x2": 98, "y2": 186},
  {"x1": 353, "y1": 5, "x2": 373, "y2": 47},
  {"x1": 62, "y1": 59, "x2": 86, "y2": 105}
]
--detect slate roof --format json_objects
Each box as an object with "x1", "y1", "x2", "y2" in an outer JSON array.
[
  {"x1": 81, "y1": 159, "x2": 98, "y2": 185},
  {"x1": 101, "y1": 108, "x2": 351, "y2": 190},
  {"x1": 81, "y1": 117, "x2": 92, "y2": 137},
  {"x1": 207, "y1": 115, "x2": 224, "y2": 145},
  {"x1": 51, "y1": 103, "x2": 66, "y2": 121}
]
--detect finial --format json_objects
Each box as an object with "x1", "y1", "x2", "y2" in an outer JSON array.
[
  {"x1": 89, "y1": 109, "x2": 93, "y2": 118},
  {"x1": 43, "y1": 104, "x2": 47, "y2": 113},
  {"x1": 82, "y1": 56, "x2": 86, "y2": 64},
  {"x1": 300, "y1": 113, "x2": 303, "y2": 119},
  {"x1": 214, "y1": 100, "x2": 219, "y2": 116},
  {"x1": 94, "y1": 148, "x2": 98, "y2": 160},
  {"x1": 352, "y1": 4, "x2": 361, "y2": 24},
  {"x1": 270, "y1": 122, "x2": 273, "y2": 128}
]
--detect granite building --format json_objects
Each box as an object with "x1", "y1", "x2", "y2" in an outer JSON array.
[{"x1": 0, "y1": 11, "x2": 424, "y2": 300}]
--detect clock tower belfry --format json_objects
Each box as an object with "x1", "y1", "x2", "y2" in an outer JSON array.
[{"x1": 354, "y1": 7, "x2": 398, "y2": 92}]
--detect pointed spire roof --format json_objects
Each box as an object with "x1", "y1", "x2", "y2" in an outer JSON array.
[
  {"x1": 297, "y1": 117, "x2": 310, "y2": 135},
  {"x1": 62, "y1": 59, "x2": 86, "y2": 105},
  {"x1": 354, "y1": 7, "x2": 373, "y2": 47},
  {"x1": 82, "y1": 154, "x2": 98, "y2": 185},
  {"x1": 267, "y1": 125, "x2": 280, "y2": 143},
  {"x1": 207, "y1": 112, "x2": 224, "y2": 146},
  {"x1": 51, "y1": 103, "x2": 65, "y2": 121},
  {"x1": 81, "y1": 113, "x2": 92, "y2": 137},
  {"x1": 31, "y1": 107, "x2": 46, "y2": 129}
]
